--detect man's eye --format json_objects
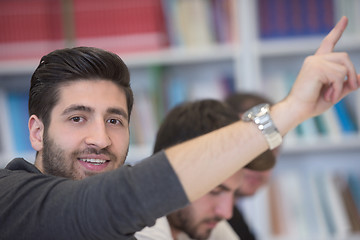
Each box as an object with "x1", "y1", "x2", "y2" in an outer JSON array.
[
  {"x1": 71, "y1": 116, "x2": 83, "y2": 122},
  {"x1": 210, "y1": 189, "x2": 222, "y2": 196},
  {"x1": 108, "y1": 119, "x2": 121, "y2": 125}
]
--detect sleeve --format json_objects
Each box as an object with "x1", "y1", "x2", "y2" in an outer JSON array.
[{"x1": 0, "y1": 151, "x2": 189, "y2": 240}]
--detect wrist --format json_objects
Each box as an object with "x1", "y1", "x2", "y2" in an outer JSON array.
[
  {"x1": 242, "y1": 103, "x2": 282, "y2": 150},
  {"x1": 271, "y1": 98, "x2": 304, "y2": 136}
]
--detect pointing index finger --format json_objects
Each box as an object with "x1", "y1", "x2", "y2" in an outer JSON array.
[{"x1": 315, "y1": 16, "x2": 348, "y2": 55}]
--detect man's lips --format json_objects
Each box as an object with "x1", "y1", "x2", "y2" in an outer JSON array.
[
  {"x1": 79, "y1": 158, "x2": 107, "y2": 165},
  {"x1": 77, "y1": 155, "x2": 110, "y2": 171},
  {"x1": 204, "y1": 220, "x2": 219, "y2": 229}
]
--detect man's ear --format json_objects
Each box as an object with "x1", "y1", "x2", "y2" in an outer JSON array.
[{"x1": 29, "y1": 115, "x2": 44, "y2": 151}]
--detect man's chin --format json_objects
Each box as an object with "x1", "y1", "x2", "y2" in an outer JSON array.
[{"x1": 192, "y1": 224, "x2": 217, "y2": 240}]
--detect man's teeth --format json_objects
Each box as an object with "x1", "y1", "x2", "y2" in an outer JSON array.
[{"x1": 79, "y1": 159, "x2": 107, "y2": 165}]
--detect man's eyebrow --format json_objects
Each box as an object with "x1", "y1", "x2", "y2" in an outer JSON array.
[
  {"x1": 61, "y1": 105, "x2": 128, "y2": 121},
  {"x1": 62, "y1": 105, "x2": 93, "y2": 115},
  {"x1": 107, "y1": 107, "x2": 128, "y2": 121},
  {"x1": 215, "y1": 184, "x2": 231, "y2": 192}
]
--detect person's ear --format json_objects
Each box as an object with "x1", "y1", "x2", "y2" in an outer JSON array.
[{"x1": 29, "y1": 115, "x2": 44, "y2": 151}]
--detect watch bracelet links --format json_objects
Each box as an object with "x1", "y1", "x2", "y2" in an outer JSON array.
[{"x1": 255, "y1": 113, "x2": 282, "y2": 150}]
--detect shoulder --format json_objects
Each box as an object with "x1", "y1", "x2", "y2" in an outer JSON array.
[
  {"x1": 4, "y1": 158, "x2": 41, "y2": 173},
  {"x1": 135, "y1": 216, "x2": 173, "y2": 240},
  {"x1": 208, "y1": 220, "x2": 240, "y2": 240}
]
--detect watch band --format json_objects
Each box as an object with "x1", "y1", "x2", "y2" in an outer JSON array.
[
  {"x1": 242, "y1": 103, "x2": 282, "y2": 150},
  {"x1": 255, "y1": 112, "x2": 282, "y2": 150}
]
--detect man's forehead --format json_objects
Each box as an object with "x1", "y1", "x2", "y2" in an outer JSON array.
[
  {"x1": 55, "y1": 80, "x2": 128, "y2": 114},
  {"x1": 215, "y1": 171, "x2": 244, "y2": 192}
]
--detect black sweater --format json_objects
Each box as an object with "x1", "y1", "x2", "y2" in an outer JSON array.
[{"x1": 0, "y1": 151, "x2": 188, "y2": 240}]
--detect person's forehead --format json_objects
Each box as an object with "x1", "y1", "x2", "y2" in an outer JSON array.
[
  {"x1": 55, "y1": 79, "x2": 127, "y2": 114},
  {"x1": 222, "y1": 170, "x2": 243, "y2": 190},
  {"x1": 207, "y1": 171, "x2": 243, "y2": 194},
  {"x1": 58, "y1": 79, "x2": 124, "y2": 99}
]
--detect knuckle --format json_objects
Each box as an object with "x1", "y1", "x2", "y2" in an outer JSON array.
[{"x1": 304, "y1": 56, "x2": 314, "y2": 64}]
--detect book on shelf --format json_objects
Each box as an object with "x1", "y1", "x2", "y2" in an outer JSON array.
[
  {"x1": 161, "y1": 0, "x2": 239, "y2": 47},
  {"x1": 0, "y1": 0, "x2": 168, "y2": 60},
  {"x1": 73, "y1": 0, "x2": 168, "y2": 54},
  {"x1": 176, "y1": 0, "x2": 214, "y2": 47},
  {"x1": 322, "y1": 172, "x2": 352, "y2": 238},
  {"x1": 258, "y1": 0, "x2": 335, "y2": 39},
  {"x1": 165, "y1": 76, "x2": 187, "y2": 111},
  {"x1": 306, "y1": 172, "x2": 330, "y2": 238},
  {"x1": 241, "y1": 170, "x2": 360, "y2": 239},
  {"x1": 129, "y1": 93, "x2": 157, "y2": 147},
  {"x1": 0, "y1": 0, "x2": 65, "y2": 61},
  {"x1": 347, "y1": 173, "x2": 360, "y2": 217},
  {"x1": 335, "y1": 174, "x2": 360, "y2": 233},
  {"x1": 318, "y1": 108, "x2": 343, "y2": 140},
  {"x1": 264, "y1": 71, "x2": 358, "y2": 141},
  {"x1": 334, "y1": 99, "x2": 358, "y2": 134},
  {"x1": 148, "y1": 65, "x2": 166, "y2": 125},
  {"x1": 0, "y1": 90, "x2": 12, "y2": 157},
  {"x1": 211, "y1": 0, "x2": 239, "y2": 44},
  {"x1": 128, "y1": 70, "x2": 235, "y2": 148},
  {"x1": 295, "y1": 118, "x2": 320, "y2": 140},
  {"x1": 129, "y1": 71, "x2": 159, "y2": 146},
  {"x1": 0, "y1": 90, "x2": 33, "y2": 157}
]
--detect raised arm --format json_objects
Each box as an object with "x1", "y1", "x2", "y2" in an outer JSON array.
[{"x1": 165, "y1": 16, "x2": 360, "y2": 202}]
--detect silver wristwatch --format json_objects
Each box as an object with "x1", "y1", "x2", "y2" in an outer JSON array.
[{"x1": 241, "y1": 103, "x2": 282, "y2": 150}]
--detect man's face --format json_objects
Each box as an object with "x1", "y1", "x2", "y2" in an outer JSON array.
[
  {"x1": 167, "y1": 171, "x2": 243, "y2": 240},
  {"x1": 237, "y1": 148, "x2": 279, "y2": 196},
  {"x1": 237, "y1": 168, "x2": 272, "y2": 196},
  {"x1": 34, "y1": 80, "x2": 130, "y2": 180}
]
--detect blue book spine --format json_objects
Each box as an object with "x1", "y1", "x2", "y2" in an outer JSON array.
[
  {"x1": 347, "y1": 173, "x2": 360, "y2": 215},
  {"x1": 7, "y1": 92, "x2": 32, "y2": 153},
  {"x1": 167, "y1": 77, "x2": 187, "y2": 110},
  {"x1": 334, "y1": 99, "x2": 357, "y2": 134}
]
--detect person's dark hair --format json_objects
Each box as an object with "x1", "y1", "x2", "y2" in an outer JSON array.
[
  {"x1": 225, "y1": 92, "x2": 273, "y2": 114},
  {"x1": 225, "y1": 92, "x2": 277, "y2": 171},
  {"x1": 153, "y1": 99, "x2": 239, "y2": 153},
  {"x1": 29, "y1": 46, "x2": 133, "y2": 129}
]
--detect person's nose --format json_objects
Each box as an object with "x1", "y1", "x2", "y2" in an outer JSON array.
[
  {"x1": 214, "y1": 195, "x2": 234, "y2": 220},
  {"x1": 85, "y1": 119, "x2": 111, "y2": 149}
]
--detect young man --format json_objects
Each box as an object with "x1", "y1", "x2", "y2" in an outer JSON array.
[
  {"x1": 0, "y1": 16, "x2": 359, "y2": 240},
  {"x1": 136, "y1": 99, "x2": 243, "y2": 240},
  {"x1": 28, "y1": 47, "x2": 133, "y2": 180},
  {"x1": 136, "y1": 95, "x2": 278, "y2": 240}
]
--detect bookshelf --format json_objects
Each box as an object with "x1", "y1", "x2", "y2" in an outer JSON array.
[
  {"x1": 0, "y1": 0, "x2": 359, "y2": 239},
  {"x1": 235, "y1": 1, "x2": 360, "y2": 240}
]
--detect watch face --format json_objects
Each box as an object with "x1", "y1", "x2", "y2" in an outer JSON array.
[{"x1": 242, "y1": 103, "x2": 269, "y2": 121}]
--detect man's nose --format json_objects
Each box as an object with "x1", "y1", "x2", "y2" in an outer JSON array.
[
  {"x1": 214, "y1": 195, "x2": 234, "y2": 220},
  {"x1": 85, "y1": 120, "x2": 111, "y2": 148}
]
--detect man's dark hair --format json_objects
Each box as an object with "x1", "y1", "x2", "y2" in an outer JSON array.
[
  {"x1": 225, "y1": 92, "x2": 273, "y2": 114},
  {"x1": 153, "y1": 99, "x2": 239, "y2": 153},
  {"x1": 29, "y1": 46, "x2": 133, "y2": 129}
]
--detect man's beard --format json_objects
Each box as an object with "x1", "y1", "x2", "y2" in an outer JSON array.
[
  {"x1": 41, "y1": 131, "x2": 124, "y2": 180},
  {"x1": 42, "y1": 134, "x2": 76, "y2": 179},
  {"x1": 167, "y1": 209, "x2": 222, "y2": 240}
]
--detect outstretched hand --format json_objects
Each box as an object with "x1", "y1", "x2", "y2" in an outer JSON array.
[{"x1": 287, "y1": 16, "x2": 360, "y2": 121}]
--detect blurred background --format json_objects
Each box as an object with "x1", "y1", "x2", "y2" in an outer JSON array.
[{"x1": 0, "y1": 0, "x2": 359, "y2": 239}]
